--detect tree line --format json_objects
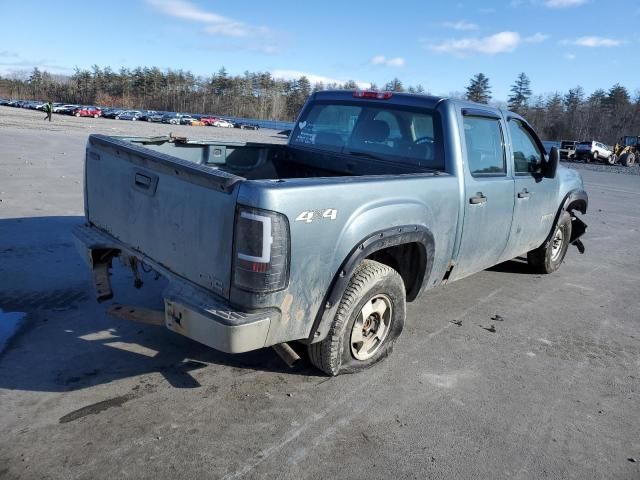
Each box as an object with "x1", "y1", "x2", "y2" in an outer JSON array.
[
  {"x1": 466, "y1": 72, "x2": 639, "y2": 144},
  {"x1": 0, "y1": 66, "x2": 638, "y2": 143},
  {"x1": 0, "y1": 66, "x2": 424, "y2": 124}
]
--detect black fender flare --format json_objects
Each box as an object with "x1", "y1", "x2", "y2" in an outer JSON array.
[
  {"x1": 308, "y1": 225, "x2": 435, "y2": 343},
  {"x1": 544, "y1": 189, "x2": 588, "y2": 247}
]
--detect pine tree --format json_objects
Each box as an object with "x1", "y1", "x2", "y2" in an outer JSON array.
[
  {"x1": 564, "y1": 86, "x2": 584, "y2": 112},
  {"x1": 384, "y1": 78, "x2": 404, "y2": 92},
  {"x1": 465, "y1": 73, "x2": 492, "y2": 104},
  {"x1": 507, "y1": 72, "x2": 532, "y2": 113}
]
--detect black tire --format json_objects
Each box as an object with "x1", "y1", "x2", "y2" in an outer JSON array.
[
  {"x1": 607, "y1": 154, "x2": 617, "y2": 165},
  {"x1": 527, "y1": 211, "x2": 572, "y2": 274},
  {"x1": 308, "y1": 259, "x2": 406, "y2": 376},
  {"x1": 592, "y1": 151, "x2": 598, "y2": 162},
  {"x1": 621, "y1": 153, "x2": 635, "y2": 167}
]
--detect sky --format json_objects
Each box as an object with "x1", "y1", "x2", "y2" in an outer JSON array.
[{"x1": 1, "y1": 0, "x2": 639, "y2": 101}]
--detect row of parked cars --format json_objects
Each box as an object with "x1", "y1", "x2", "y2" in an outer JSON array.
[{"x1": 0, "y1": 98, "x2": 260, "y2": 129}]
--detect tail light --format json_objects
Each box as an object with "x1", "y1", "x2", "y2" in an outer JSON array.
[
  {"x1": 232, "y1": 206, "x2": 290, "y2": 293},
  {"x1": 353, "y1": 90, "x2": 393, "y2": 100}
]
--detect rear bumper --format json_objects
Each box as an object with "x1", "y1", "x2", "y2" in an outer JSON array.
[{"x1": 73, "y1": 224, "x2": 275, "y2": 354}]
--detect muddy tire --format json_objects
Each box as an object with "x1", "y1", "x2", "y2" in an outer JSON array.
[
  {"x1": 308, "y1": 260, "x2": 406, "y2": 376},
  {"x1": 527, "y1": 211, "x2": 572, "y2": 274}
]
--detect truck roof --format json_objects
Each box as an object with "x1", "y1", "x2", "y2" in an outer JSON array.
[{"x1": 312, "y1": 90, "x2": 519, "y2": 120}]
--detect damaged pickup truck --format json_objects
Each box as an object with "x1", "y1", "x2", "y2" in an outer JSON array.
[{"x1": 74, "y1": 90, "x2": 588, "y2": 375}]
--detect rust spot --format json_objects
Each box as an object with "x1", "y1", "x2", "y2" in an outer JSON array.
[{"x1": 280, "y1": 294, "x2": 294, "y2": 323}]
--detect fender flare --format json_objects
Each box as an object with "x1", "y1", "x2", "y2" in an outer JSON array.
[
  {"x1": 308, "y1": 225, "x2": 435, "y2": 343},
  {"x1": 543, "y1": 189, "x2": 588, "y2": 246}
]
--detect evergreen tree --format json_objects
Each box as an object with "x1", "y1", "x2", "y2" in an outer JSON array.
[
  {"x1": 465, "y1": 73, "x2": 492, "y2": 104},
  {"x1": 507, "y1": 72, "x2": 532, "y2": 113}
]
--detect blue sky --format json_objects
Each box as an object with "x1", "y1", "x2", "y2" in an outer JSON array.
[{"x1": 1, "y1": 0, "x2": 638, "y2": 100}]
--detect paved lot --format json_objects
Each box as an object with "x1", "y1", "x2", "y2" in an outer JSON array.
[{"x1": 0, "y1": 106, "x2": 639, "y2": 479}]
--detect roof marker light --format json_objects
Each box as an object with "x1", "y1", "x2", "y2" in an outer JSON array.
[{"x1": 353, "y1": 90, "x2": 393, "y2": 100}]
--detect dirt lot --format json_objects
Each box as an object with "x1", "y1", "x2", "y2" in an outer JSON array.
[{"x1": 1, "y1": 105, "x2": 639, "y2": 480}]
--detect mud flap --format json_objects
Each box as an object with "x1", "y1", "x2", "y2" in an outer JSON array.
[{"x1": 570, "y1": 215, "x2": 587, "y2": 254}]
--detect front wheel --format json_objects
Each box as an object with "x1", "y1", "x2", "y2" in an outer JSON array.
[
  {"x1": 527, "y1": 211, "x2": 572, "y2": 274},
  {"x1": 308, "y1": 259, "x2": 406, "y2": 376},
  {"x1": 621, "y1": 153, "x2": 636, "y2": 167},
  {"x1": 607, "y1": 154, "x2": 617, "y2": 165},
  {"x1": 75, "y1": 113, "x2": 81, "y2": 117}
]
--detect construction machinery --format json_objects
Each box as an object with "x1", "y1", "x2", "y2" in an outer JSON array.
[{"x1": 612, "y1": 135, "x2": 639, "y2": 167}]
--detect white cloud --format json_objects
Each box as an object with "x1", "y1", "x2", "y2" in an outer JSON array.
[
  {"x1": 524, "y1": 32, "x2": 550, "y2": 43},
  {"x1": 429, "y1": 31, "x2": 521, "y2": 55},
  {"x1": 564, "y1": 53, "x2": 576, "y2": 60},
  {"x1": 146, "y1": 0, "x2": 270, "y2": 38},
  {"x1": 370, "y1": 55, "x2": 406, "y2": 67},
  {"x1": 442, "y1": 20, "x2": 479, "y2": 31},
  {"x1": 571, "y1": 36, "x2": 623, "y2": 47},
  {"x1": 271, "y1": 70, "x2": 370, "y2": 89},
  {"x1": 544, "y1": 0, "x2": 587, "y2": 7}
]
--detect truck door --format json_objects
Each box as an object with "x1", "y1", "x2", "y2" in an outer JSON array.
[
  {"x1": 450, "y1": 111, "x2": 515, "y2": 280},
  {"x1": 500, "y1": 118, "x2": 558, "y2": 261}
]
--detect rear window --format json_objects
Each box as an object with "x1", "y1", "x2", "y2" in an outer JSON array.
[
  {"x1": 290, "y1": 101, "x2": 445, "y2": 171},
  {"x1": 578, "y1": 142, "x2": 592, "y2": 146}
]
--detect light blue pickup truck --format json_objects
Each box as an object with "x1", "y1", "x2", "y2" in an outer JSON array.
[{"x1": 74, "y1": 90, "x2": 588, "y2": 375}]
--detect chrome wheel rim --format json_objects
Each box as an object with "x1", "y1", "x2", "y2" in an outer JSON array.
[
  {"x1": 551, "y1": 228, "x2": 564, "y2": 262},
  {"x1": 350, "y1": 294, "x2": 392, "y2": 360}
]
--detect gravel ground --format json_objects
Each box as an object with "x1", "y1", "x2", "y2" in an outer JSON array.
[
  {"x1": 1, "y1": 106, "x2": 639, "y2": 480},
  {"x1": 562, "y1": 160, "x2": 640, "y2": 176}
]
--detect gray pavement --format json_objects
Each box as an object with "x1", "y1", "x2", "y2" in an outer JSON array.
[{"x1": 0, "y1": 108, "x2": 639, "y2": 479}]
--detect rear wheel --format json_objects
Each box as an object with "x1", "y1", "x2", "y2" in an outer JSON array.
[
  {"x1": 607, "y1": 154, "x2": 617, "y2": 165},
  {"x1": 592, "y1": 151, "x2": 598, "y2": 162},
  {"x1": 75, "y1": 113, "x2": 80, "y2": 117},
  {"x1": 93, "y1": 114, "x2": 99, "y2": 118},
  {"x1": 308, "y1": 260, "x2": 406, "y2": 376},
  {"x1": 527, "y1": 211, "x2": 572, "y2": 274}
]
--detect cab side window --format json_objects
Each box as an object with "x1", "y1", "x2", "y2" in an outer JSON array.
[
  {"x1": 509, "y1": 119, "x2": 543, "y2": 174},
  {"x1": 463, "y1": 116, "x2": 506, "y2": 176}
]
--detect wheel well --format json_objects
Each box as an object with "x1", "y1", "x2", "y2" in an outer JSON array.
[
  {"x1": 566, "y1": 199, "x2": 587, "y2": 215},
  {"x1": 366, "y1": 242, "x2": 425, "y2": 301}
]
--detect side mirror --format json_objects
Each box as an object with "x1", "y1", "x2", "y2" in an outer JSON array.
[{"x1": 543, "y1": 146, "x2": 560, "y2": 178}]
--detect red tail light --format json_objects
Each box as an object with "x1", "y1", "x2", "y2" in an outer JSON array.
[{"x1": 353, "y1": 90, "x2": 393, "y2": 100}]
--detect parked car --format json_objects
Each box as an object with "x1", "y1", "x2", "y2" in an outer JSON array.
[
  {"x1": 575, "y1": 141, "x2": 614, "y2": 163},
  {"x1": 199, "y1": 116, "x2": 220, "y2": 126},
  {"x1": 137, "y1": 111, "x2": 158, "y2": 121},
  {"x1": 213, "y1": 118, "x2": 234, "y2": 128},
  {"x1": 178, "y1": 115, "x2": 197, "y2": 125},
  {"x1": 559, "y1": 140, "x2": 578, "y2": 160},
  {"x1": 236, "y1": 122, "x2": 260, "y2": 130},
  {"x1": 161, "y1": 113, "x2": 182, "y2": 124},
  {"x1": 148, "y1": 112, "x2": 166, "y2": 122},
  {"x1": 54, "y1": 104, "x2": 78, "y2": 114},
  {"x1": 74, "y1": 90, "x2": 588, "y2": 376},
  {"x1": 117, "y1": 110, "x2": 143, "y2": 121},
  {"x1": 72, "y1": 106, "x2": 102, "y2": 118},
  {"x1": 102, "y1": 108, "x2": 125, "y2": 119}
]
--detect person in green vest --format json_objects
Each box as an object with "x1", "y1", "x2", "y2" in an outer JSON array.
[{"x1": 44, "y1": 101, "x2": 52, "y2": 122}]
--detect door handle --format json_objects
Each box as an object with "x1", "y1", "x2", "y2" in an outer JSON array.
[
  {"x1": 517, "y1": 189, "x2": 530, "y2": 199},
  {"x1": 469, "y1": 192, "x2": 487, "y2": 205}
]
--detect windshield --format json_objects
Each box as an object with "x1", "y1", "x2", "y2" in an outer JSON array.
[{"x1": 290, "y1": 101, "x2": 445, "y2": 171}]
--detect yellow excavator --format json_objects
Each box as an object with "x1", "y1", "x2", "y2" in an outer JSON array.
[{"x1": 612, "y1": 136, "x2": 639, "y2": 167}]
